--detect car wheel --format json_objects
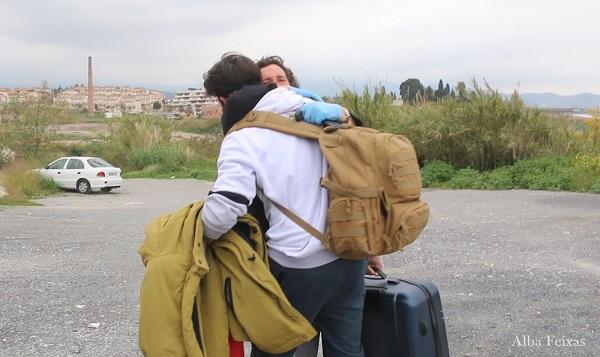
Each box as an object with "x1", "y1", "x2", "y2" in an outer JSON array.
[
  {"x1": 101, "y1": 187, "x2": 112, "y2": 193},
  {"x1": 77, "y1": 179, "x2": 91, "y2": 194}
]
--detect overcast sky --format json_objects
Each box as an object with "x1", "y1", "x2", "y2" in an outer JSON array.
[{"x1": 1, "y1": 0, "x2": 598, "y2": 95}]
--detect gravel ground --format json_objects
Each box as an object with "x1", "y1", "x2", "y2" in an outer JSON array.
[{"x1": 0, "y1": 179, "x2": 598, "y2": 356}]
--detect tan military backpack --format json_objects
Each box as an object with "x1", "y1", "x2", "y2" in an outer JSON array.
[{"x1": 228, "y1": 111, "x2": 430, "y2": 259}]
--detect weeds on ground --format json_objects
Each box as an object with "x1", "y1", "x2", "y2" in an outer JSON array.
[
  {"x1": 422, "y1": 156, "x2": 600, "y2": 192},
  {"x1": 0, "y1": 160, "x2": 61, "y2": 199},
  {"x1": 175, "y1": 117, "x2": 222, "y2": 136},
  {"x1": 0, "y1": 197, "x2": 41, "y2": 206}
]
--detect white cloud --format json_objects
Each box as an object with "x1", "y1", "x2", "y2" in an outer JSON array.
[{"x1": 0, "y1": 0, "x2": 599, "y2": 94}]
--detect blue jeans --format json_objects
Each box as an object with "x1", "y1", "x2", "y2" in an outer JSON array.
[{"x1": 251, "y1": 258, "x2": 367, "y2": 357}]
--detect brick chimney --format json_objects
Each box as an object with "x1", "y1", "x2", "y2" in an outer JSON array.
[{"x1": 87, "y1": 56, "x2": 94, "y2": 114}]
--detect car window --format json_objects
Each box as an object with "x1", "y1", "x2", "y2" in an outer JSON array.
[
  {"x1": 66, "y1": 159, "x2": 84, "y2": 170},
  {"x1": 48, "y1": 159, "x2": 68, "y2": 170},
  {"x1": 87, "y1": 158, "x2": 114, "y2": 168}
]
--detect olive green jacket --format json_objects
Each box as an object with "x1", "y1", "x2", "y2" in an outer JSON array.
[{"x1": 138, "y1": 201, "x2": 316, "y2": 357}]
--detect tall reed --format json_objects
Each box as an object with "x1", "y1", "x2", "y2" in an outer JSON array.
[{"x1": 338, "y1": 83, "x2": 581, "y2": 170}]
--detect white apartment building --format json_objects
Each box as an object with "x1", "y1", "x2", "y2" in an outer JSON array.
[{"x1": 167, "y1": 88, "x2": 221, "y2": 118}]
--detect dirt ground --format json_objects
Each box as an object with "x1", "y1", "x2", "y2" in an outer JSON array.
[
  {"x1": 48, "y1": 122, "x2": 207, "y2": 142},
  {"x1": 1, "y1": 180, "x2": 598, "y2": 356}
]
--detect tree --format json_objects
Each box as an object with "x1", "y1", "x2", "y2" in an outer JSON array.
[
  {"x1": 434, "y1": 79, "x2": 445, "y2": 101},
  {"x1": 424, "y1": 86, "x2": 435, "y2": 102},
  {"x1": 0, "y1": 98, "x2": 71, "y2": 157},
  {"x1": 153, "y1": 101, "x2": 162, "y2": 110},
  {"x1": 40, "y1": 80, "x2": 53, "y2": 104},
  {"x1": 399, "y1": 78, "x2": 424, "y2": 105},
  {"x1": 456, "y1": 81, "x2": 468, "y2": 101}
]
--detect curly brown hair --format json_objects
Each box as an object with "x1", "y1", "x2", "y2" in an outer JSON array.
[{"x1": 256, "y1": 55, "x2": 300, "y2": 87}]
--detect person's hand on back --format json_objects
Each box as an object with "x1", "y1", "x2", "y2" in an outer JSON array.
[{"x1": 295, "y1": 102, "x2": 346, "y2": 125}]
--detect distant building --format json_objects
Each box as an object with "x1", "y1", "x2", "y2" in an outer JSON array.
[
  {"x1": 55, "y1": 85, "x2": 164, "y2": 114},
  {"x1": 0, "y1": 87, "x2": 52, "y2": 104},
  {"x1": 105, "y1": 111, "x2": 123, "y2": 119},
  {"x1": 166, "y1": 88, "x2": 221, "y2": 118}
]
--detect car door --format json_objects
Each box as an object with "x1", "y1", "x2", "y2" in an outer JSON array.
[
  {"x1": 43, "y1": 158, "x2": 69, "y2": 187},
  {"x1": 63, "y1": 158, "x2": 85, "y2": 189}
]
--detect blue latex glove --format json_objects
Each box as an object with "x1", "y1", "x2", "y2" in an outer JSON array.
[
  {"x1": 295, "y1": 102, "x2": 343, "y2": 125},
  {"x1": 288, "y1": 86, "x2": 323, "y2": 102}
]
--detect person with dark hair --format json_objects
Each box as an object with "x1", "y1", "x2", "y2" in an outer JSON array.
[
  {"x1": 257, "y1": 55, "x2": 300, "y2": 88},
  {"x1": 203, "y1": 52, "x2": 351, "y2": 134},
  {"x1": 201, "y1": 53, "x2": 367, "y2": 357},
  {"x1": 203, "y1": 51, "x2": 263, "y2": 99}
]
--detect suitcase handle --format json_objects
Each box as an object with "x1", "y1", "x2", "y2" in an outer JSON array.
[
  {"x1": 366, "y1": 268, "x2": 447, "y2": 357},
  {"x1": 365, "y1": 267, "x2": 399, "y2": 285}
]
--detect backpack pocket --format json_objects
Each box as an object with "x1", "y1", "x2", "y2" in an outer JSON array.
[
  {"x1": 327, "y1": 195, "x2": 384, "y2": 259},
  {"x1": 388, "y1": 159, "x2": 422, "y2": 201},
  {"x1": 383, "y1": 200, "x2": 430, "y2": 253}
]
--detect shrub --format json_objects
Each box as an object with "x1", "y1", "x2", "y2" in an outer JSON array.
[
  {"x1": 175, "y1": 118, "x2": 222, "y2": 136},
  {"x1": 447, "y1": 168, "x2": 487, "y2": 189},
  {"x1": 577, "y1": 119, "x2": 600, "y2": 154},
  {"x1": 109, "y1": 115, "x2": 173, "y2": 150},
  {"x1": 573, "y1": 152, "x2": 600, "y2": 172},
  {"x1": 0, "y1": 99, "x2": 73, "y2": 158},
  {"x1": 421, "y1": 160, "x2": 456, "y2": 186},
  {"x1": 0, "y1": 160, "x2": 61, "y2": 199},
  {"x1": 428, "y1": 156, "x2": 600, "y2": 192},
  {"x1": 68, "y1": 146, "x2": 86, "y2": 157},
  {"x1": 104, "y1": 115, "x2": 173, "y2": 169},
  {"x1": 589, "y1": 178, "x2": 600, "y2": 193},
  {"x1": 128, "y1": 144, "x2": 187, "y2": 172},
  {"x1": 485, "y1": 166, "x2": 515, "y2": 189},
  {"x1": 337, "y1": 82, "x2": 579, "y2": 171},
  {"x1": 508, "y1": 156, "x2": 573, "y2": 190},
  {"x1": 337, "y1": 84, "x2": 395, "y2": 129}
]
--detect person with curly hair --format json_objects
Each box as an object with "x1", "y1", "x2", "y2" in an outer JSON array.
[
  {"x1": 202, "y1": 53, "x2": 367, "y2": 357},
  {"x1": 257, "y1": 55, "x2": 300, "y2": 88}
]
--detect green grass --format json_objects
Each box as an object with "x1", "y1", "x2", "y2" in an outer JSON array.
[
  {"x1": 124, "y1": 165, "x2": 216, "y2": 181},
  {"x1": 0, "y1": 197, "x2": 41, "y2": 206},
  {"x1": 421, "y1": 156, "x2": 600, "y2": 193}
]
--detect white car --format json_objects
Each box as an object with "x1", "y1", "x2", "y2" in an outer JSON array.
[{"x1": 38, "y1": 156, "x2": 123, "y2": 194}]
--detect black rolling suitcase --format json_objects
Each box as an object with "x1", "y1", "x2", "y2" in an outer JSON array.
[{"x1": 362, "y1": 270, "x2": 449, "y2": 357}]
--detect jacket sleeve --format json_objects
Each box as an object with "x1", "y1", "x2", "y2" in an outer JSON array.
[{"x1": 201, "y1": 132, "x2": 257, "y2": 239}]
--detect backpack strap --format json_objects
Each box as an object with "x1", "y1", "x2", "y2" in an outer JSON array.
[
  {"x1": 269, "y1": 199, "x2": 328, "y2": 243},
  {"x1": 227, "y1": 111, "x2": 322, "y2": 140},
  {"x1": 227, "y1": 111, "x2": 329, "y2": 245}
]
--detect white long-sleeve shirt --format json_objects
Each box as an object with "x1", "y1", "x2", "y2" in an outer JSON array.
[{"x1": 201, "y1": 88, "x2": 338, "y2": 269}]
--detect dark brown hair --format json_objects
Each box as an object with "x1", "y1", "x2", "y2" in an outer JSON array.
[{"x1": 203, "y1": 53, "x2": 261, "y2": 98}]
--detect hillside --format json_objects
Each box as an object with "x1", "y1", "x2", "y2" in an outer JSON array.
[{"x1": 520, "y1": 92, "x2": 600, "y2": 108}]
